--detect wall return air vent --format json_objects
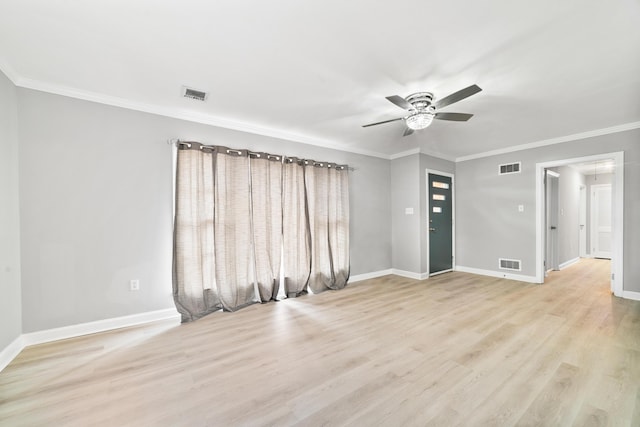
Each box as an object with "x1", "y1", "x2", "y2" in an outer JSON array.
[
  {"x1": 182, "y1": 86, "x2": 208, "y2": 102},
  {"x1": 499, "y1": 162, "x2": 521, "y2": 175},
  {"x1": 499, "y1": 258, "x2": 521, "y2": 271}
]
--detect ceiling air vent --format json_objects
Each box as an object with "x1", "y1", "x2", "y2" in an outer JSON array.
[
  {"x1": 499, "y1": 162, "x2": 521, "y2": 175},
  {"x1": 182, "y1": 86, "x2": 208, "y2": 102},
  {"x1": 499, "y1": 258, "x2": 521, "y2": 271}
]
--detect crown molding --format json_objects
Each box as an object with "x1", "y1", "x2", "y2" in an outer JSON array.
[
  {"x1": 389, "y1": 148, "x2": 420, "y2": 160},
  {"x1": 389, "y1": 147, "x2": 456, "y2": 162},
  {"x1": 455, "y1": 121, "x2": 640, "y2": 162},
  {"x1": 14, "y1": 77, "x2": 391, "y2": 160},
  {"x1": 0, "y1": 59, "x2": 20, "y2": 85},
  {"x1": 420, "y1": 149, "x2": 456, "y2": 162}
]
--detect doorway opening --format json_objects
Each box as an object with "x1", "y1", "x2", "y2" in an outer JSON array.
[
  {"x1": 536, "y1": 152, "x2": 623, "y2": 296},
  {"x1": 545, "y1": 169, "x2": 560, "y2": 272}
]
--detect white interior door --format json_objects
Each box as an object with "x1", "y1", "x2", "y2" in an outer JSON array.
[
  {"x1": 591, "y1": 184, "x2": 612, "y2": 259},
  {"x1": 579, "y1": 185, "x2": 587, "y2": 257}
]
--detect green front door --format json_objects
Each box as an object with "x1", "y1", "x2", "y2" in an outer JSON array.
[{"x1": 429, "y1": 173, "x2": 453, "y2": 275}]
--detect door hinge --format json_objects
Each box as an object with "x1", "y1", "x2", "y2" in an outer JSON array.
[{"x1": 611, "y1": 273, "x2": 615, "y2": 280}]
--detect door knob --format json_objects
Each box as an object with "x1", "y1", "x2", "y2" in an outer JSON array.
[{"x1": 429, "y1": 228, "x2": 436, "y2": 231}]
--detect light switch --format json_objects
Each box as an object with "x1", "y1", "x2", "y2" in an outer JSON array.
[
  {"x1": 518, "y1": 205, "x2": 524, "y2": 212},
  {"x1": 405, "y1": 207, "x2": 414, "y2": 215}
]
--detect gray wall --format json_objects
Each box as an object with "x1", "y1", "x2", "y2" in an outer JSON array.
[
  {"x1": 456, "y1": 154, "x2": 535, "y2": 276},
  {"x1": 17, "y1": 88, "x2": 392, "y2": 332},
  {"x1": 456, "y1": 129, "x2": 640, "y2": 292},
  {"x1": 0, "y1": 70, "x2": 22, "y2": 350},
  {"x1": 391, "y1": 155, "x2": 420, "y2": 272}
]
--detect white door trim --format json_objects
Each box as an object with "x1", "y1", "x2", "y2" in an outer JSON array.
[
  {"x1": 426, "y1": 169, "x2": 456, "y2": 276},
  {"x1": 535, "y1": 151, "x2": 624, "y2": 296}
]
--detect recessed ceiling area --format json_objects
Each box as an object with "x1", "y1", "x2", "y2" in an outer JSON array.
[
  {"x1": 1, "y1": 0, "x2": 639, "y2": 160},
  {"x1": 571, "y1": 160, "x2": 616, "y2": 176}
]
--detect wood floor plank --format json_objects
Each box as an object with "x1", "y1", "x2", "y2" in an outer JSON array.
[
  {"x1": 1, "y1": 258, "x2": 639, "y2": 426},
  {"x1": 356, "y1": 360, "x2": 473, "y2": 426},
  {"x1": 515, "y1": 362, "x2": 587, "y2": 426},
  {"x1": 448, "y1": 313, "x2": 567, "y2": 425},
  {"x1": 571, "y1": 403, "x2": 609, "y2": 427},
  {"x1": 631, "y1": 387, "x2": 640, "y2": 427},
  {"x1": 581, "y1": 373, "x2": 636, "y2": 425}
]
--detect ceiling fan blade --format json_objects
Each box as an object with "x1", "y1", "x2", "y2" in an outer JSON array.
[
  {"x1": 434, "y1": 84, "x2": 482, "y2": 109},
  {"x1": 434, "y1": 112, "x2": 474, "y2": 121},
  {"x1": 386, "y1": 95, "x2": 414, "y2": 111},
  {"x1": 362, "y1": 117, "x2": 404, "y2": 128},
  {"x1": 403, "y1": 127, "x2": 415, "y2": 137}
]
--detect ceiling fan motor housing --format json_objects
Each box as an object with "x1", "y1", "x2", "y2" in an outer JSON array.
[{"x1": 406, "y1": 92, "x2": 435, "y2": 111}]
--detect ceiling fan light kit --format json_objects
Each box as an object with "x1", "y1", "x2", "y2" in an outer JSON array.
[
  {"x1": 406, "y1": 111, "x2": 435, "y2": 130},
  {"x1": 363, "y1": 84, "x2": 482, "y2": 136}
]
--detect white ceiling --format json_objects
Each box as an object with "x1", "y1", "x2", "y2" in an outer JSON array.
[
  {"x1": 571, "y1": 160, "x2": 615, "y2": 176},
  {"x1": 1, "y1": 0, "x2": 639, "y2": 160}
]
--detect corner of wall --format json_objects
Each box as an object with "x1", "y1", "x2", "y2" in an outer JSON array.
[
  {"x1": 390, "y1": 154, "x2": 421, "y2": 273},
  {"x1": 0, "y1": 68, "x2": 23, "y2": 356}
]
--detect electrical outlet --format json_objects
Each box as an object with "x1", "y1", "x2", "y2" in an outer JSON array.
[{"x1": 130, "y1": 279, "x2": 140, "y2": 291}]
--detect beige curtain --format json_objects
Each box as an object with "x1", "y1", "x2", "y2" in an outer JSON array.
[
  {"x1": 173, "y1": 143, "x2": 350, "y2": 320},
  {"x1": 304, "y1": 161, "x2": 351, "y2": 293},
  {"x1": 282, "y1": 158, "x2": 311, "y2": 297},
  {"x1": 305, "y1": 161, "x2": 333, "y2": 293},
  {"x1": 172, "y1": 144, "x2": 221, "y2": 322},
  {"x1": 249, "y1": 153, "x2": 282, "y2": 302},
  {"x1": 214, "y1": 147, "x2": 255, "y2": 311},
  {"x1": 328, "y1": 165, "x2": 350, "y2": 288}
]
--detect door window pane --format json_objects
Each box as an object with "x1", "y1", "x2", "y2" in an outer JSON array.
[{"x1": 432, "y1": 181, "x2": 449, "y2": 189}]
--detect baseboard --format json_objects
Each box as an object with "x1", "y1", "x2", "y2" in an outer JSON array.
[
  {"x1": 350, "y1": 269, "x2": 393, "y2": 282},
  {"x1": 455, "y1": 265, "x2": 540, "y2": 284},
  {"x1": 0, "y1": 308, "x2": 180, "y2": 373},
  {"x1": 0, "y1": 335, "x2": 25, "y2": 372},
  {"x1": 22, "y1": 308, "x2": 180, "y2": 347},
  {"x1": 559, "y1": 257, "x2": 580, "y2": 270},
  {"x1": 391, "y1": 269, "x2": 429, "y2": 280},
  {"x1": 622, "y1": 290, "x2": 640, "y2": 301}
]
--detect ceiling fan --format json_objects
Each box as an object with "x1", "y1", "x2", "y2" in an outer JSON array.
[{"x1": 362, "y1": 84, "x2": 482, "y2": 136}]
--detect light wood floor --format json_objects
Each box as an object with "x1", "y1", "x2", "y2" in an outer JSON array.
[{"x1": 1, "y1": 258, "x2": 639, "y2": 426}]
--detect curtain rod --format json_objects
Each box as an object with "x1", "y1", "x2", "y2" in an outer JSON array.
[{"x1": 167, "y1": 139, "x2": 355, "y2": 171}]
